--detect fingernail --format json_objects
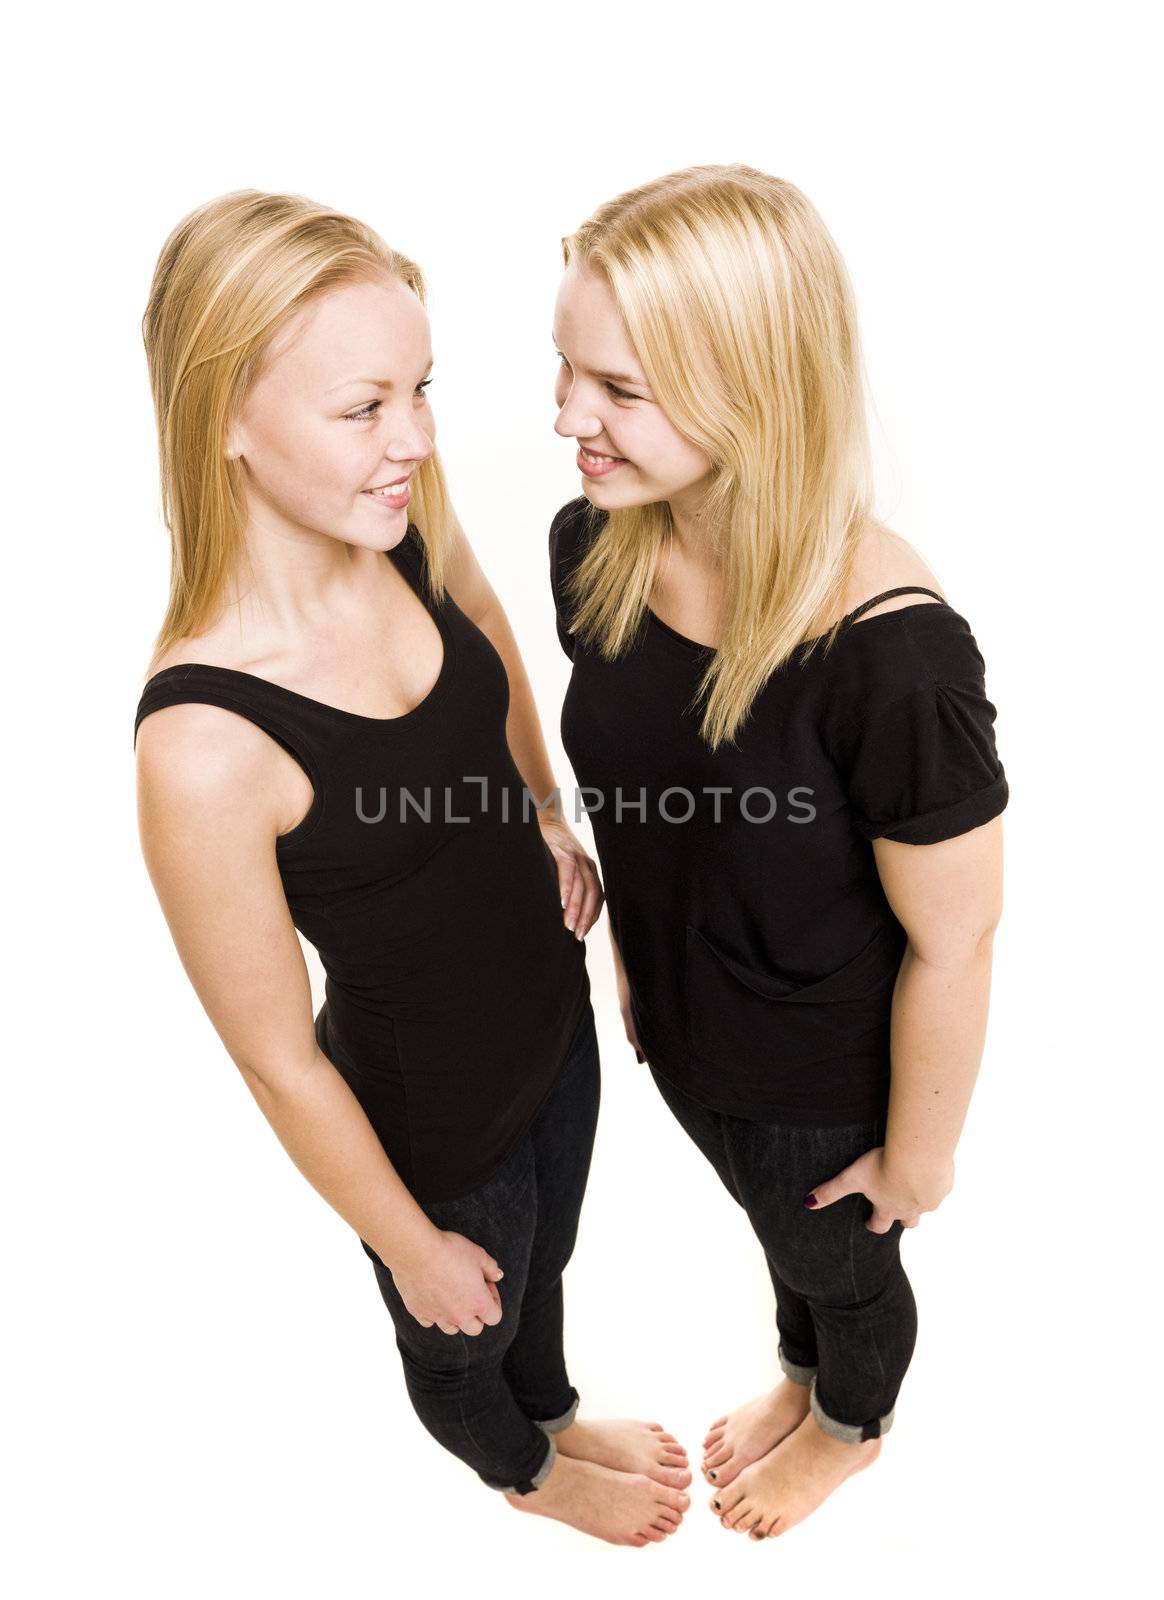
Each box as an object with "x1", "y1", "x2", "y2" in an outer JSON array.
[
  {"x1": 566, "y1": 919, "x2": 576, "y2": 932},
  {"x1": 803, "y1": 1193, "x2": 818, "y2": 1208},
  {"x1": 561, "y1": 896, "x2": 567, "y2": 908}
]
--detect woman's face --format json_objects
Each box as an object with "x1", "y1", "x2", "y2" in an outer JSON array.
[
  {"x1": 229, "y1": 275, "x2": 435, "y2": 549},
  {"x1": 552, "y1": 260, "x2": 714, "y2": 515}
]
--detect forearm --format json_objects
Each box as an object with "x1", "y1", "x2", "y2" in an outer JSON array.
[
  {"x1": 239, "y1": 1052, "x2": 439, "y2": 1274},
  {"x1": 474, "y1": 601, "x2": 560, "y2": 819},
  {"x1": 882, "y1": 934, "x2": 996, "y2": 1183}
]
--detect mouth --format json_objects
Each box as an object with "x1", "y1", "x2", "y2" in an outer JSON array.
[
  {"x1": 363, "y1": 475, "x2": 412, "y2": 506},
  {"x1": 577, "y1": 446, "x2": 627, "y2": 480}
]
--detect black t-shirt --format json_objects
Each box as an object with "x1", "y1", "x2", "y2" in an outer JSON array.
[
  {"x1": 135, "y1": 523, "x2": 590, "y2": 1205},
  {"x1": 550, "y1": 497, "x2": 1007, "y2": 1125}
]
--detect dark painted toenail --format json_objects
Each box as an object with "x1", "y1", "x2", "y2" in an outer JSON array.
[
  {"x1": 714, "y1": 1499, "x2": 721, "y2": 1510},
  {"x1": 709, "y1": 1470, "x2": 717, "y2": 1480}
]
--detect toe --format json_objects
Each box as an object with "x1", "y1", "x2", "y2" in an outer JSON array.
[
  {"x1": 707, "y1": 1456, "x2": 743, "y2": 1490},
  {"x1": 704, "y1": 1442, "x2": 732, "y2": 1471},
  {"x1": 710, "y1": 1483, "x2": 745, "y2": 1517},
  {"x1": 723, "y1": 1497, "x2": 753, "y2": 1530}
]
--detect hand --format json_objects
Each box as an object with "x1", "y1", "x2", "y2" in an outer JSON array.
[
  {"x1": 803, "y1": 1147, "x2": 954, "y2": 1234},
  {"x1": 391, "y1": 1230, "x2": 506, "y2": 1335},
  {"x1": 538, "y1": 812, "x2": 604, "y2": 940}
]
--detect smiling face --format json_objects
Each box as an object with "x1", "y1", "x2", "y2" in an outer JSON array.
[
  {"x1": 552, "y1": 260, "x2": 715, "y2": 516},
  {"x1": 228, "y1": 274, "x2": 436, "y2": 548}
]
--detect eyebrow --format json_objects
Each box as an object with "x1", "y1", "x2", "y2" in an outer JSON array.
[
  {"x1": 327, "y1": 357, "x2": 434, "y2": 395},
  {"x1": 551, "y1": 332, "x2": 646, "y2": 389}
]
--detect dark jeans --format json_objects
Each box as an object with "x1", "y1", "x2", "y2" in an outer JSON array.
[
  {"x1": 649, "y1": 1064, "x2": 917, "y2": 1443},
  {"x1": 363, "y1": 999, "x2": 600, "y2": 1493}
]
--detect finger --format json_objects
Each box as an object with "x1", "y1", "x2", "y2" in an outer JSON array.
[
  {"x1": 556, "y1": 855, "x2": 577, "y2": 916},
  {"x1": 563, "y1": 861, "x2": 586, "y2": 934},
  {"x1": 436, "y1": 1320, "x2": 460, "y2": 1335},
  {"x1": 803, "y1": 1171, "x2": 856, "y2": 1209},
  {"x1": 865, "y1": 1208, "x2": 896, "y2": 1235},
  {"x1": 482, "y1": 1257, "x2": 504, "y2": 1282},
  {"x1": 574, "y1": 861, "x2": 605, "y2": 938},
  {"x1": 904, "y1": 1214, "x2": 921, "y2": 1229},
  {"x1": 460, "y1": 1316, "x2": 485, "y2": 1337}
]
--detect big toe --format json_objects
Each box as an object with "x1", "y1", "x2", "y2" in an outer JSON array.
[{"x1": 705, "y1": 1450, "x2": 745, "y2": 1489}]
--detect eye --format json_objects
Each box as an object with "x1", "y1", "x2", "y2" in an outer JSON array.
[
  {"x1": 344, "y1": 378, "x2": 433, "y2": 423},
  {"x1": 606, "y1": 382, "x2": 638, "y2": 402}
]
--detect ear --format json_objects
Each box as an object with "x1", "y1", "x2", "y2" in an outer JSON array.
[{"x1": 224, "y1": 421, "x2": 243, "y2": 460}]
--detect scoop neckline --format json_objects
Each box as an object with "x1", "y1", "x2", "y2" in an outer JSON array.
[
  {"x1": 142, "y1": 542, "x2": 454, "y2": 726},
  {"x1": 644, "y1": 593, "x2": 953, "y2": 657}
]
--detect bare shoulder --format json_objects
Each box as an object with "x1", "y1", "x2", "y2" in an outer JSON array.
[
  {"x1": 135, "y1": 697, "x2": 291, "y2": 844},
  {"x1": 845, "y1": 519, "x2": 949, "y2": 620}
]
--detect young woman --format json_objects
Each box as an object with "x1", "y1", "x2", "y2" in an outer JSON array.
[
  {"x1": 133, "y1": 190, "x2": 691, "y2": 1546},
  {"x1": 547, "y1": 165, "x2": 1008, "y2": 1541}
]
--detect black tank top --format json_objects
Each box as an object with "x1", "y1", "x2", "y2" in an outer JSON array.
[{"x1": 135, "y1": 524, "x2": 591, "y2": 1203}]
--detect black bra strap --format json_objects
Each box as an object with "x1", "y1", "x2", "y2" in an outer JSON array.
[{"x1": 844, "y1": 586, "x2": 948, "y2": 626}]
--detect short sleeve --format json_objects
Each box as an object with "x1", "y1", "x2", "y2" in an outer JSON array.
[
  {"x1": 841, "y1": 678, "x2": 1009, "y2": 845},
  {"x1": 548, "y1": 498, "x2": 595, "y2": 662}
]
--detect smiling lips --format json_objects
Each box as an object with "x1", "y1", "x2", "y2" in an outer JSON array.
[
  {"x1": 578, "y1": 445, "x2": 626, "y2": 478},
  {"x1": 364, "y1": 474, "x2": 412, "y2": 502}
]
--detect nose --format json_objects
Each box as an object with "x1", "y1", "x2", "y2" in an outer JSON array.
[
  {"x1": 554, "y1": 394, "x2": 602, "y2": 442},
  {"x1": 385, "y1": 423, "x2": 434, "y2": 465}
]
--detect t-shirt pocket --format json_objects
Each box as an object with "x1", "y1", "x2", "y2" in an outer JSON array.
[{"x1": 684, "y1": 919, "x2": 908, "y2": 1080}]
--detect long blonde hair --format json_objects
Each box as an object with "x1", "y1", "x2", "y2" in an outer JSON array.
[
  {"x1": 560, "y1": 164, "x2": 878, "y2": 750},
  {"x1": 141, "y1": 188, "x2": 454, "y2": 678}
]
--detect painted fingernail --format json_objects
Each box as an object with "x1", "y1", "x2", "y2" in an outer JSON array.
[{"x1": 803, "y1": 1193, "x2": 818, "y2": 1208}]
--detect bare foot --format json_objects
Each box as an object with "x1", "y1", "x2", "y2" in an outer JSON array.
[
  {"x1": 554, "y1": 1417, "x2": 692, "y2": 1488},
  {"x1": 708, "y1": 1410, "x2": 881, "y2": 1539},
  {"x1": 507, "y1": 1452, "x2": 691, "y2": 1546},
  {"x1": 701, "y1": 1378, "x2": 812, "y2": 1488}
]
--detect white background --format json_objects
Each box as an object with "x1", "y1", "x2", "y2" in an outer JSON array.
[{"x1": 5, "y1": 2, "x2": 1160, "y2": 1595}]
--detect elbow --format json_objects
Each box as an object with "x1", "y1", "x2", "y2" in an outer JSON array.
[{"x1": 235, "y1": 1049, "x2": 320, "y2": 1098}]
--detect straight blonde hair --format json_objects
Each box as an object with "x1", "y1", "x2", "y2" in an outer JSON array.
[
  {"x1": 560, "y1": 164, "x2": 878, "y2": 750},
  {"x1": 141, "y1": 189, "x2": 454, "y2": 678}
]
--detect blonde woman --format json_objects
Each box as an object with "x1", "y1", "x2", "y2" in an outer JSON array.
[
  {"x1": 548, "y1": 165, "x2": 1007, "y2": 1540},
  {"x1": 133, "y1": 191, "x2": 691, "y2": 1545}
]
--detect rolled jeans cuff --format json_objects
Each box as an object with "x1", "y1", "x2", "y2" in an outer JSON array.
[
  {"x1": 777, "y1": 1344, "x2": 818, "y2": 1387},
  {"x1": 533, "y1": 1390, "x2": 580, "y2": 1435},
  {"x1": 809, "y1": 1375, "x2": 896, "y2": 1444},
  {"x1": 495, "y1": 1430, "x2": 558, "y2": 1496}
]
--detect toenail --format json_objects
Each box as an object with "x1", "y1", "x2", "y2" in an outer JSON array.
[
  {"x1": 714, "y1": 1499, "x2": 721, "y2": 1510},
  {"x1": 709, "y1": 1470, "x2": 717, "y2": 1480}
]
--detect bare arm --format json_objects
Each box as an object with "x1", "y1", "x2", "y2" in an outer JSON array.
[
  {"x1": 442, "y1": 505, "x2": 604, "y2": 940},
  {"x1": 135, "y1": 704, "x2": 504, "y2": 1334},
  {"x1": 804, "y1": 815, "x2": 1004, "y2": 1233},
  {"x1": 874, "y1": 814, "x2": 1004, "y2": 1190}
]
